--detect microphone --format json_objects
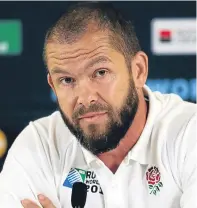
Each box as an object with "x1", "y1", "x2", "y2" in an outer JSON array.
[{"x1": 71, "y1": 182, "x2": 87, "y2": 208}]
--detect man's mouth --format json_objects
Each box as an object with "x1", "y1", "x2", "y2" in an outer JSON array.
[{"x1": 78, "y1": 112, "x2": 107, "y2": 122}]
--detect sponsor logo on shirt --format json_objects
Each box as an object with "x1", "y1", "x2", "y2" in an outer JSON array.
[{"x1": 63, "y1": 168, "x2": 103, "y2": 195}]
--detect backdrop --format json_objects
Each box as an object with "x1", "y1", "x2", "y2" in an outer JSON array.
[{"x1": 0, "y1": 1, "x2": 196, "y2": 170}]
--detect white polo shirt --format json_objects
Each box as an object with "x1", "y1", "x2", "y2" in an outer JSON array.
[{"x1": 0, "y1": 85, "x2": 196, "y2": 208}]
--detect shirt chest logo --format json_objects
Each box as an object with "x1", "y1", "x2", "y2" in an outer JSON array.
[
  {"x1": 63, "y1": 168, "x2": 86, "y2": 188},
  {"x1": 63, "y1": 168, "x2": 103, "y2": 195},
  {"x1": 146, "y1": 166, "x2": 163, "y2": 195}
]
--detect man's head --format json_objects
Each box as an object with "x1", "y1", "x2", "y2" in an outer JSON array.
[{"x1": 44, "y1": 2, "x2": 148, "y2": 154}]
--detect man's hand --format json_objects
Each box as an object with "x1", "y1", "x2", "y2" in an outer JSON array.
[{"x1": 21, "y1": 194, "x2": 56, "y2": 208}]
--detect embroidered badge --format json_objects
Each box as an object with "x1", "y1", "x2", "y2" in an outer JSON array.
[
  {"x1": 63, "y1": 168, "x2": 104, "y2": 195},
  {"x1": 63, "y1": 168, "x2": 86, "y2": 188},
  {"x1": 146, "y1": 166, "x2": 163, "y2": 195}
]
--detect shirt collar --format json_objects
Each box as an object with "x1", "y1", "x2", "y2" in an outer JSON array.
[
  {"x1": 81, "y1": 146, "x2": 98, "y2": 166},
  {"x1": 81, "y1": 85, "x2": 162, "y2": 166},
  {"x1": 127, "y1": 85, "x2": 162, "y2": 164}
]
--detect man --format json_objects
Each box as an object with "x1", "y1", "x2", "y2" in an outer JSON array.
[{"x1": 0, "y1": 2, "x2": 196, "y2": 208}]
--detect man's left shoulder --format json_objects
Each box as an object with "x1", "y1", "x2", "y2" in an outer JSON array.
[
  {"x1": 159, "y1": 99, "x2": 196, "y2": 155},
  {"x1": 152, "y1": 95, "x2": 196, "y2": 151},
  {"x1": 156, "y1": 94, "x2": 196, "y2": 135}
]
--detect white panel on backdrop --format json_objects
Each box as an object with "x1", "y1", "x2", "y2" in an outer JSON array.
[{"x1": 151, "y1": 18, "x2": 196, "y2": 55}]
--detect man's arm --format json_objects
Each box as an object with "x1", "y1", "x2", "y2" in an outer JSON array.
[
  {"x1": 179, "y1": 114, "x2": 197, "y2": 208},
  {"x1": 0, "y1": 123, "x2": 61, "y2": 208}
]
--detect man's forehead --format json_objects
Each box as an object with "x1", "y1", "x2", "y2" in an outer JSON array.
[
  {"x1": 50, "y1": 55, "x2": 113, "y2": 74},
  {"x1": 45, "y1": 39, "x2": 115, "y2": 69},
  {"x1": 45, "y1": 29, "x2": 121, "y2": 70}
]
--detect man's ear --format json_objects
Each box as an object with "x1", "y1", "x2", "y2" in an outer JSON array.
[
  {"x1": 131, "y1": 51, "x2": 148, "y2": 88},
  {"x1": 47, "y1": 73, "x2": 55, "y2": 92}
]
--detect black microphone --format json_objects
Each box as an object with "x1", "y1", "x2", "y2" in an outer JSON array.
[{"x1": 71, "y1": 182, "x2": 87, "y2": 208}]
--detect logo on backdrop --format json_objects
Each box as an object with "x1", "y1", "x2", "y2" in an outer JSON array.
[
  {"x1": 63, "y1": 168, "x2": 103, "y2": 195},
  {"x1": 0, "y1": 130, "x2": 8, "y2": 158},
  {"x1": 0, "y1": 20, "x2": 22, "y2": 56},
  {"x1": 151, "y1": 18, "x2": 196, "y2": 55},
  {"x1": 159, "y1": 30, "x2": 171, "y2": 42},
  {"x1": 147, "y1": 78, "x2": 196, "y2": 102}
]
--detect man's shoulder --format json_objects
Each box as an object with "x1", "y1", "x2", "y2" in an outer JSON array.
[
  {"x1": 30, "y1": 110, "x2": 69, "y2": 131},
  {"x1": 10, "y1": 111, "x2": 76, "y2": 156},
  {"x1": 33, "y1": 111, "x2": 62, "y2": 126},
  {"x1": 145, "y1": 86, "x2": 196, "y2": 129},
  {"x1": 152, "y1": 91, "x2": 196, "y2": 128},
  {"x1": 153, "y1": 93, "x2": 196, "y2": 158},
  {"x1": 150, "y1": 92, "x2": 196, "y2": 152},
  {"x1": 26, "y1": 110, "x2": 69, "y2": 137}
]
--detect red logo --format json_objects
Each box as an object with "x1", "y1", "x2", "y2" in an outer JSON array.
[
  {"x1": 146, "y1": 166, "x2": 163, "y2": 195},
  {"x1": 159, "y1": 29, "x2": 171, "y2": 42}
]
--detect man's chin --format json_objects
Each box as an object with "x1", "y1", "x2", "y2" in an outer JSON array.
[
  {"x1": 81, "y1": 130, "x2": 108, "y2": 140},
  {"x1": 80, "y1": 125, "x2": 108, "y2": 137}
]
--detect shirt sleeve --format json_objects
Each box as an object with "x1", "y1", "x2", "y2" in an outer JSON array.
[
  {"x1": 179, "y1": 114, "x2": 197, "y2": 208},
  {"x1": 0, "y1": 123, "x2": 61, "y2": 208}
]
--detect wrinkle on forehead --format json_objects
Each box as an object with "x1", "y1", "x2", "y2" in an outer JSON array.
[
  {"x1": 46, "y1": 31, "x2": 110, "y2": 59},
  {"x1": 46, "y1": 37, "x2": 114, "y2": 70},
  {"x1": 47, "y1": 45, "x2": 107, "y2": 61},
  {"x1": 48, "y1": 48, "x2": 114, "y2": 73}
]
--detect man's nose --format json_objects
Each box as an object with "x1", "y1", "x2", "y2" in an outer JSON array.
[{"x1": 75, "y1": 80, "x2": 99, "y2": 107}]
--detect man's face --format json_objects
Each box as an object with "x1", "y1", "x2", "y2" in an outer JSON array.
[{"x1": 46, "y1": 31, "x2": 139, "y2": 154}]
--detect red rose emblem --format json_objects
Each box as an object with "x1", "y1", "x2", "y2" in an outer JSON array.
[
  {"x1": 146, "y1": 166, "x2": 161, "y2": 185},
  {"x1": 146, "y1": 166, "x2": 163, "y2": 195}
]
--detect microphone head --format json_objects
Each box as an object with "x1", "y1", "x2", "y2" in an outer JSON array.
[{"x1": 71, "y1": 182, "x2": 87, "y2": 208}]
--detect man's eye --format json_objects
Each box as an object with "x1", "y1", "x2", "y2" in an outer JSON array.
[
  {"x1": 94, "y1": 69, "x2": 107, "y2": 77},
  {"x1": 60, "y1": 77, "x2": 75, "y2": 85}
]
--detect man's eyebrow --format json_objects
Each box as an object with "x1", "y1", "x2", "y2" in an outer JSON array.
[
  {"x1": 86, "y1": 56, "x2": 112, "y2": 69},
  {"x1": 50, "y1": 68, "x2": 71, "y2": 75}
]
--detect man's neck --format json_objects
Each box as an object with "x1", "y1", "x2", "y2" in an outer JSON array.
[{"x1": 97, "y1": 95, "x2": 148, "y2": 173}]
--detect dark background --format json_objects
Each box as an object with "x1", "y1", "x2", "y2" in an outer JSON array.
[{"x1": 0, "y1": 1, "x2": 196, "y2": 170}]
